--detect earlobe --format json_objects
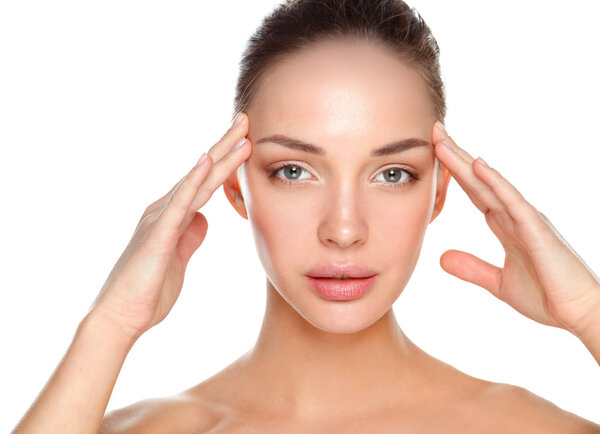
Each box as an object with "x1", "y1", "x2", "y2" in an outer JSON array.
[{"x1": 223, "y1": 172, "x2": 248, "y2": 220}]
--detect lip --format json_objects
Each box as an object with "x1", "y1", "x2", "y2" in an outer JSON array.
[
  {"x1": 305, "y1": 262, "x2": 378, "y2": 301},
  {"x1": 306, "y1": 275, "x2": 377, "y2": 300},
  {"x1": 306, "y1": 262, "x2": 377, "y2": 279}
]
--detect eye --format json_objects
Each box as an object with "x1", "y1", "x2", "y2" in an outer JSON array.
[
  {"x1": 268, "y1": 163, "x2": 420, "y2": 190},
  {"x1": 268, "y1": 163, "x2": 312, "y2": 187},
  {"x1": 372, "y1": 166, "x2": 420, "y2": 190}
]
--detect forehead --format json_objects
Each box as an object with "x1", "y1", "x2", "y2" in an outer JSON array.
[{"x1": 249, "y1": 39, "x2": 434, "y2": 140}]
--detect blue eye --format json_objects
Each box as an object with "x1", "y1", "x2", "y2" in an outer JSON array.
[
  {"x1": 268, "y1": 163, "x2": 420, "y2": 190},
  {"x1": 269, "y1": 164, "x2": 311, "y2": 185},
  {"x1": 373, "y1": 167, "x2": 418, "y2": 189}
]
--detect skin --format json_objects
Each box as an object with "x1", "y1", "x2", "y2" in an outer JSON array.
[
  {"x1": 210, "y1": 41, "x2": 600, "y2": 432},
  {"x1": 216, "y1": 39, "x2": 455, "y2": 422},
  {"x1": 16, "y1": 38, "x2": 600, "y2": 433},
  {"x1": 191, "y1": 38, "x2": 598, "y2": 430}
]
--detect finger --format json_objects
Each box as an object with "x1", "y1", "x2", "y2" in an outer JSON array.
[
  {"x1": 468, "y1": 155, "x2": 540, "y2": 228},
  {"x1": 432, "y1": 123, "x2": 505, "y2": 215},
  {"x1": 146, "y1": 112, "x2": 249, "y2": 215},
  {"x1": 189, "y1": 132, "x2": 251, "y2": 211},
  {"x1": 151, "y1": 153, "x2": 215, "y2": 245},
  {"x1": 207, "y1": 111, "x2": 249, "y2": 163},
  {"x1": 440, "y1": 249, "x2": 502, "y2": 299},
  {"x1": 145, "y1": 111, "x2": 251, "y2": 245},
  {"x1": 138, "y1": 172, "x2": 187, "y2": 222}
]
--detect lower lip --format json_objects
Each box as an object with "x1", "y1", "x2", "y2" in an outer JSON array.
[{"x1": 306, "y1": 275, "x2": 377, "y2": 300}]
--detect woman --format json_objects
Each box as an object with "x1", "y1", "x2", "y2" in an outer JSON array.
[{"x1": 13, "y1": 0, "x2": 600, "y2": 432}]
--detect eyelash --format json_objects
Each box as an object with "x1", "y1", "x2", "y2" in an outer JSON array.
[{"x1": 268, "y1": 162, "x2": 421, "y2": 190}]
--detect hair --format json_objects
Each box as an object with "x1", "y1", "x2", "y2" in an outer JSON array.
[{"x1": 233, "y1": 0, "x2": 446, "y2": 168}]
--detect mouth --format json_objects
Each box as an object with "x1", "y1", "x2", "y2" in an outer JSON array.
[
  {"x1": 305, "y1": 262, "x2": 378, "y2": 300},
  {"x1": 306, "y1": 262, "x2": 377, "y2": 279},
  {"x1": 306, "y1": 275, "x2": 377, "y2": 300}
]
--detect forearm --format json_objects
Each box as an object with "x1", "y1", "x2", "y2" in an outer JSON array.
[
  {"x1": 579, "y1": 309, "x2": 600, "y2": 366},
  {"x1": 575, "y1": 289, "x2": 600, "y2": 366},
  {"x1": 13, "y1": 310, "x2": 138, "y2": 434}
]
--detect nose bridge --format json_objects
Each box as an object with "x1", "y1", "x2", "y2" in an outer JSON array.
[
  {"x1": 330, "y1": 177, "x2": 361, "y2": 218},
  {"x1": 318, "y1": 176, "x2": 368, "y2": 248}
]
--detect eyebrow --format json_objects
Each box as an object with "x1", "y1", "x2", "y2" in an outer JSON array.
[{"x1": 254, "y1": 134, "x2": 430, "y2": 157}]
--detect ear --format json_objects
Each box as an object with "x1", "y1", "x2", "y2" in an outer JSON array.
[
  {"x1": 429, "y1": 160, "x2": 452, "y2": 223},
  {"x1": 223, "y1": 168, "x2": 248, "y2": 220}
]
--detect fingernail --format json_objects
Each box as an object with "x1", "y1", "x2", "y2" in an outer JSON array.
[
  {"x1": 477, "y1": 156, "x2": 489, "y2": 168},
  {"x1": 195, "y1": 152, "x2": 209, "y2": 168},
  {"x1": 231, "y1": 112, "x2": 245, "y2": 128},
  {"x1": 232, "y1": 137, "x2": 247, "y2": 151},
  {"x1": 435, "y1": 121, "x2": 447, "y2": 135}
]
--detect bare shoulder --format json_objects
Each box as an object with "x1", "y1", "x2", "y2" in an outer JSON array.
[
  {"x1": 98, "y1": 391, "x2": 224, "y2": 434},
  {"x1": 479, "y1": 382, "x2": 600, "y2": 433}
]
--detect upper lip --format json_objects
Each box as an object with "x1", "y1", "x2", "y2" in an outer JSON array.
[{"x1": 306, "y1": 263, "x2": 377, "y2": 278}]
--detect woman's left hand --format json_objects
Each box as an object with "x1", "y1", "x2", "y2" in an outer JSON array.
[{"x1": 432, "y1": 121, "x2": 600, "y2": 340}]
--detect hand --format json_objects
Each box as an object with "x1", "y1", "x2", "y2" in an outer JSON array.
[
  {"x1": 88, "y1": 113, "x2": 251, "y2": 340},
  {"x1": 432, "y1": 121, "x2": 600, "y2": 339}
]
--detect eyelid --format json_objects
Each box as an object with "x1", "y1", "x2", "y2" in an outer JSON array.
[
  {"x1": 269, "y1": 160, "x2": 416, "y2": 181},
  {"x1": 268, "y1": 160, "x2": 420, "y2": 191},
  {"x1": 270, "y1": 160, "x2": 316, "y2": 177},
  {"x1": 373, "y1": 163, "x2": 415, "y2": 178}
]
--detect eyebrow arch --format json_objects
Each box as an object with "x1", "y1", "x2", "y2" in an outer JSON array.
[{"x1": 254, "y1": 134, "x2": 430, "y2": 157}]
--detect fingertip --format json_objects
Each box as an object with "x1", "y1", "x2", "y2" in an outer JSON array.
[
  {"x1": 476, "y1": 156, "x2": 490, "y2": 168},
  {"x1": 435, "y1": 139, "x2": 453, "y2": 154},
  {"x1": 195, "y1": 153, "x2": 209, "y2": 168},
  {"x1": 231, "y1": 111, "x2": 246, "y2": 129},
  {"x1": 435, "y1": 121, "x2": 447, "y2": 135},
  {"x1": 433, "y1": 121, "x2": 451, "y2": 146}
]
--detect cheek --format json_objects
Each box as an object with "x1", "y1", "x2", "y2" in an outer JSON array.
[
  {"x1": 366, "y1": 185, "x2": 434, "y2": 273},
  {"x1": 244, "y1": 161, "x2": 318, "y2": 238},
  {"x1": 244, "y1": 163, "x2": 435, "y2": 275},
  {"x1": 243, "y1": 168, "x2": 315, "y2": 279}
]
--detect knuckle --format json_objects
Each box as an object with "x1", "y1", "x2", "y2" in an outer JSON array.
[
  {"x1": 166, "y1": 193, "x2": 189, "y2": 216},
  {"x1": 143, "y1": 200, "x2": 160, "y2": 216},
  {"x1": 136, "y1": 213, "x2": 151, "y2": 231},
  {"x1": 137, "y1": 205, "x2": 157, "y2": 229},
  {"x1": 513, "y1": 202, "x2": 538, "y2": 226},
  {"x1": 217, "y1": 128, "x2": 235, "y2": 146},
  {"x1": 191, "y1": 184, "x2": 210, "y2": 207}
]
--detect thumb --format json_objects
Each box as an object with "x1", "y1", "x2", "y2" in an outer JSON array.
[
  {"x1": 177, "y1": 212, "x2": 209, "y2": 265},
  {"x1": 440, "y1": 249, "x2": 502, "y2": 298}
]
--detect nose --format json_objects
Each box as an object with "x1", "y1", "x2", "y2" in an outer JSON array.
[{"x1": 317, "y1": 184, "x2": 368, "y2": 249}]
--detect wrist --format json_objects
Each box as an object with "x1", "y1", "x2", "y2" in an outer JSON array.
[
  {"x1": 573, "y1": 288, "x2": 600, "y2": 365},
  {"x1": 78, "y1": 308, "x2": 142, "y2": 349},
  {"x1": 576, "y1": 288, "x2": 600, "y2": 338}
]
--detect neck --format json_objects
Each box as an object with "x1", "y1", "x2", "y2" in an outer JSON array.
[{"x1": 229, "y1": 278, "x2": 434, "y2": 421}]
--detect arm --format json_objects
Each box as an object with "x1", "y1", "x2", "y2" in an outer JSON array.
[
  {"x1": 12, "y1": 310, "x2": 138, "y2": 434},
  {"x1": 12, "y1": 112, "x2": 250, "y2": 433},
  {"x1": 575, "y1": 293, "x2": 600, "y2": 366}
]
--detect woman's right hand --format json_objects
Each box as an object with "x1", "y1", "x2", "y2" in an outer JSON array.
[{"x1": 88, "y1": 112, "x2": 250, "y2": 341}]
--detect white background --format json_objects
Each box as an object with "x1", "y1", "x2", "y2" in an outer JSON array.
[{"x1": 2, "y1": 0, "x2": 599, "y2": 430}]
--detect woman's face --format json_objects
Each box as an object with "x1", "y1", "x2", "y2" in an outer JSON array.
[{"x1": 225, "y1": 39, "x2": 450, "y2": 333}]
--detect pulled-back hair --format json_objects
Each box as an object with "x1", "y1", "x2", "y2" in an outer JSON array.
[{"x1": 232, "y1": 0, "x2": 446, "y2": 125}]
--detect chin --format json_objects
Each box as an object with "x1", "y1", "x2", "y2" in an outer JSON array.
[
  {"x1": 303, "y1": 305, "x2": 390, "y2": 334},
  {"x1": 292, "y1": 288, "x2": 394, "y2": 335}
]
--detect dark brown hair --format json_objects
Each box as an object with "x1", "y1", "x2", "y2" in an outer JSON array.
[{"x1": 233, "y1": 0, "x2": 446, "y2": 127}]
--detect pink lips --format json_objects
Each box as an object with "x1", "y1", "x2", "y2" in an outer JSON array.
[
  {"x1": 306, "y1": 262, "x2": 377, "y2": 279},
  {"x1": 306, "y1": 263, "x2": 377, "y2": 300},
  {"x1": 306, "y1": 276, "x2": 377, "y2": 300}
]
